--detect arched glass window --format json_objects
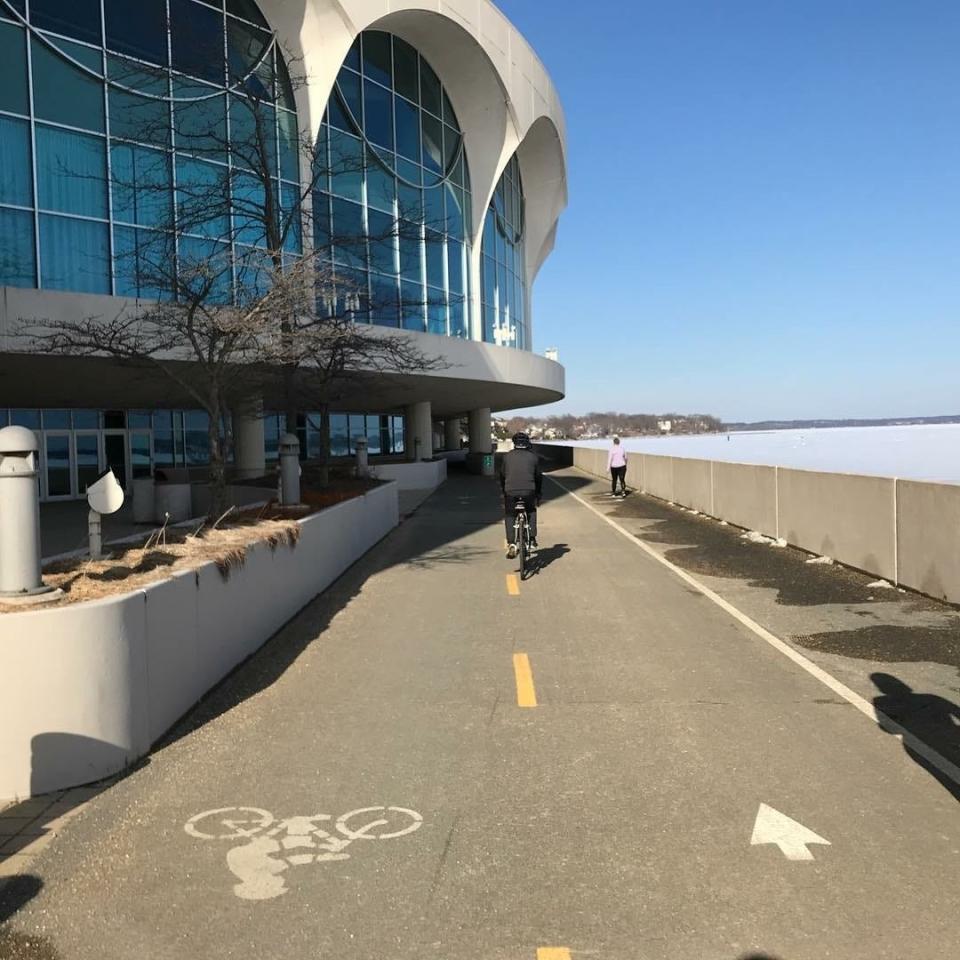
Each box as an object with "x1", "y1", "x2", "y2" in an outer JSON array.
[
  {"x1": 0, "y1": 0, "x2": 299, "y2": 297},
  {"x1": 481, "y1": 154, "x2": 527, "y2": 349},
  {"x1": 314, "y1": 31, "x2": 472, "y2": 338}
]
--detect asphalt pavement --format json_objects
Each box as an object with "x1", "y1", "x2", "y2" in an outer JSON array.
[{"x1": 2, "y1": 468, "x2": 959, "y2": 959}]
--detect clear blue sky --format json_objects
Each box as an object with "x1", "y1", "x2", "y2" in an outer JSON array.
[{"x1": 497, "y1": 0, "x2": 960, "y2": 422}]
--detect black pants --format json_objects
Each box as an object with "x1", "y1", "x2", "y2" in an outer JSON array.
[
  {"x1": 504, "y1": 494, "x2": 538, "y2": 544},
  {"x1": 611, "y1": 465, "x2": 627, "y2": 494}
]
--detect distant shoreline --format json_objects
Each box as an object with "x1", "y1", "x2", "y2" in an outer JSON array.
[{"x1": 725, "y1": 414, "x2": 960, "y2": 432}]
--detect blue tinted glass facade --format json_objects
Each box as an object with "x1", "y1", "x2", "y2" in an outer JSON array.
[
  {"x1": 315, "y1": 32, "x2": 472, "y2": 337},
  {"x1": 481, "y1": 153, "x2": 527, "y2": 350},
  {"x1": 0, "y1": 0, "x2": 299, "y2": 296}
]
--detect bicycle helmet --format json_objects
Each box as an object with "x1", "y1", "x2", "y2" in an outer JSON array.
[{"x1": 511, "y1": 432, "x2": 532, "y2": 449}]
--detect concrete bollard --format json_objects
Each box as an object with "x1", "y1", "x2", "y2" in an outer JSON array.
[
  {"x1": 355, "y1": 437, "x2": 369, "y2": 478},
  {"x1": 0, "y1": 426, "x2": 53, "y2": 597},
  {"x1": 278, "y1": 433, "x2": 301, "y2": 506}
]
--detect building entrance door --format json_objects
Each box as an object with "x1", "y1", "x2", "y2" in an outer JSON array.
[{"x1": 104, "y1": 432, "x2": 129, "y2": 490}]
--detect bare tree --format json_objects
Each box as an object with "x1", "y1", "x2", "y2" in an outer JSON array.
[{"x1": 18, "y1": 31, "x2": 458, "y2": 509}]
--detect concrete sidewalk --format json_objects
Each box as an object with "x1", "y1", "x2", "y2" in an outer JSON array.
[{"x1": 2, "y1": 469, "x2": 958, "y2": 959}]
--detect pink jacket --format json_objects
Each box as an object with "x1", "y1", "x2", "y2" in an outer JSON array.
[{"x1": 608, "y1": 446, "x2": 627, "y2": 469}]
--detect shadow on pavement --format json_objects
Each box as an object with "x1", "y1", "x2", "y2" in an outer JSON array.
[
  {"x1": 0, "y1": 875, "x2": 61, "y2": 959},
  {"x1": 872, "y1": 672, "x2": 960, "y2": 802},
  {"x1": 528, "y1": 543, "x2": 571, "y2": 577},
  {"x1": 160, "y1": 468, "x2": 591, "y2": 749},
  {"x1": 794, "y1": 621, "x2": 960, "y2": 672}
]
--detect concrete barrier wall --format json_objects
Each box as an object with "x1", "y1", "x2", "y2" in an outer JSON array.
[
  {"x1": 896, "y1": 480, "x2": 960, "y2": 603},
  {"x1": 549, "y1": 443, "x2": 960, "y2": 604},
  {"x1": 777, "y1": 469, "x2": 897, "y2": 581},
  {"x1": 0, "y1": 482, "x2": 400, "y2": 800},
  {"x1": 712, "y1": 461, "x2": 778, "y2": 538},
  {"x1": 670, "y1": 458, "x2": 713, "y2": 515}
]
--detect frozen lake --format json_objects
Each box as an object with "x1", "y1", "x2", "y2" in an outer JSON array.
[{"x1": 561, "y1": 424, "x2": 960, "y2": 486}]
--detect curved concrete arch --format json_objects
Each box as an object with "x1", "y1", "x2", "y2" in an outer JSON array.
[{"x1": 516, "y1": 115, "x2": 568, "y2": 283}]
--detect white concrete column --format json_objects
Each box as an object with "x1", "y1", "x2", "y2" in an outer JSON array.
[
  {"x1": 468, "y1": 407, "x2": 493, "y2": 454},
  {"x1": 404, "y1": 401, "x2": 433, "y2": 462},
  {"x1": 233, "y1": 401, "x2": 265, "y2": 479},
  {"x1": 444, "y1": 418, "x2": 462, "y2": 451}
]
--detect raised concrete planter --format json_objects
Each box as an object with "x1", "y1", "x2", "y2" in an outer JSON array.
[
  {"x1": 372, "y1": 459, "x2": 447, "y2": 492},
  {"x1": 0, "y1": 482, "x2": 399, "y2": 800}
]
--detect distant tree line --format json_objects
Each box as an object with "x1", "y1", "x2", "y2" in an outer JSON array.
[{"x1": 495, "y1": 412, "x2": 724, "y2": 440}]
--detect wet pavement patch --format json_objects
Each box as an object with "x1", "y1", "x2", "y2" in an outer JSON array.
[
  {"x1": 608, "y1": 494, "x2": 901, "y2": 607},
  {"x1": 793, "y1": 622, "x2": 960, "y2": 670}
]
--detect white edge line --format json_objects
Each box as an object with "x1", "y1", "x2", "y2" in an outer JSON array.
[{"x1": 548, "y1": 473, "x2": 960, "y2": 789}]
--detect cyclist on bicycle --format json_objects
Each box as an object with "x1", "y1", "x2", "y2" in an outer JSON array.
[{"x1": 498, "y1": 432, "x2": 543, "y2": 558}]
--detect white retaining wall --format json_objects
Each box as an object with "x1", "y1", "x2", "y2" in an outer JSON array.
[
  {"x1": 556, "y1": 445, "x2": 960, "y2": 605},
  {"x1": 372, "y1": 459, "x2": 447, "y2": 491},
  {"x1": 0, "y1": 482, "x2": 399, "y2": 800}
]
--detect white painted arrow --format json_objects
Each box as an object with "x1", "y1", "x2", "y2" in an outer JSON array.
[{"x1": 751, "y1": 803, "x2": 831, "y2": 861}]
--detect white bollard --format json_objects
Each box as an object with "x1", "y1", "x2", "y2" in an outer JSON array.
[
  {"x1": 278, "y1": 433, "x2": 301, "y2": 506},
  {"x1": 355, "y1": 436, "x2": 369, "y2": 478},
  {"x1": 0, "y1": 426, "x2": 53, "y2": 597}
]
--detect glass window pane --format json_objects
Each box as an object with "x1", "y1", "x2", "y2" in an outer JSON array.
[
  {"x1": 39, "y1": 215, "x2": 110, "y2": 293},
  {"x1": 363, "y1": 78, "x2": 393, "y2": 150},
  {"x1": 362, "y1": 31, "x2": 391, "y2": 87},
  {"x1": 108, "y1": 60, "x2": 171, "y2": 147},
  {"x1": 103, "y1": 409, "x2": 126, "y2": 429},
  {"x1": 312, "y1": 189, "x2": 330, "y2": 252},
  {"x1": 0, "y1": 116, "x2": 32, "y2": 206},
  {"x1": 76, "y1": 433, "x2": 101, "y2": 491},
  {"x1": 31, "y1": 0, "x2": 102, "y2": 44},
  {"x1": 400, "y1": 279, "x2": 424, "y2": 331},
  {"x1": 0, "y1": 1, "x2": 24, "y2": 22},
  {"x1": 330, "y1": 197, "x2": 365, "y2": 269},
  {"x1": 445, "y1": 183, "x2": 464, "y2": 239},
  {"x1": 343, "y1": 37, "x2": 360, "y2": 72},
  {"x1": 36, "y1": 126, "x2": 108, "y2": 218},
  {"x1": 227, "y1": 17, "x2": 270, "y2": 86},
  {"x1": 420, "y1": 58, "x2": 441, "y2": 117},
  {"x1": 31, "y1": 37, "x2": 105, "y2": 132},
  {"x1": 366, "y1": 414, "x2": 381, "y2": 454},
  {"x1": 42, "y1": 410, "x2": 71, "y2": 429},
  {"x1": 366, "y1": 148, "x2": 395, "y2": 213},
  {"x1": 130, "y1": 431, "x2": 152, "y2": 478},
  {"x1": 45, "y1": 434, "x2": 72, "y2": 497},
  {"x1": 427, "y1": 296, "x2": 446, "y2": 335},
  {"x1": 170, "y1": 0, "x2": 225, "y2": 84},
  {"x1": 369, "y1": 273, "x2": 398, "y2": 328},
  {"x1": 176, "y1": 156, "x2": 229, "y2": 237},
  {"x1": 278, "y1": 109, "x2": 299, "y2": 181},
  {"x1": 393, "y1": 37, "x2": 418, "y2": 103},
  {"x1": 423, "y1": 182, "x2": 444, "y2": 231},
  {"x1": 447, "y1": 239, "x2": 464, "y2": 294},
  {"x1": 104, "y1": 0, "x2": 167, "y2": 65},
  {"x1": 74, "y1": 410, "x2": 99, "y2": 429},
  {"x1": 449, "y1": 297, "x2": 466, "y2": 339},
  {"x1": 177, "y1": 235, "x2": 232, "y2": 304},
  {"x1": 367, "y1": 208, "x2": 395, "y2": 276},
  {"x1": 330, "y1": 413, "x2": 348, "y2": 456},
  {"x1": 111, "y1": 144, "x2": 171, "y2": 228},
  {"x1": 331, "y1": 67, "x2": 360, "y2": 132},
  {"x1": 421, "y1": 112, "x2": 442, "y2": 175},
  {"x1": 0, "y1": 22, "x2": 29, "y2": 116},
  {"x1": 173, "y1": 82, "x2": 228, "y2": 160},
  {"x1": 394, "y1": 96, "x2": 419, "y2": 163},
  {"x1": 442, "y1": 89, "x2": 457, "y2": 127},
  {"x1": 397, "y1": 178, "x2": 422, "y2": 222},
  {"x1": 10, "y1": 410, "x2": 41, "y2": 430},
  {"x1": 425, "y1": 229, "x2": 444, "y2": 288},
  {"x1": 398, "y1": 225, "x2": 421, "y2": 283},
  {"x1": 443, "y1": 124, "x2": 459, "y2": 172},
  {"x1": 0, "y1": 208, "x2": 36, "y2": 287},
  {"x1": 328, "y1": 128, "x2": 363, "y2": 202}
]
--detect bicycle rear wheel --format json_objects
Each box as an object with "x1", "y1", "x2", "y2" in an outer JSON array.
[{"x1": 518, "y1": 519, "x2": 527, "y2": 579}]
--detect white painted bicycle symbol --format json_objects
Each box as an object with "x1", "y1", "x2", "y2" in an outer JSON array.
[{"x1": 184, "y1": 805, "x2": 423, "y2": 900}]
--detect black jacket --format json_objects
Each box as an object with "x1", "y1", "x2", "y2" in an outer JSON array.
[{"x1": 499, "y1": 448, "x2": 543, "y2": 497}]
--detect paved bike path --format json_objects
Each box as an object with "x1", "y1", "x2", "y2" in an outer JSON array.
[{"x1": 3, "y1": 471, "x2": 959, "y2": 959}]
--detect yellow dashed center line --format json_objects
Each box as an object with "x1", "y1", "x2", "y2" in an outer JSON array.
[
  {"x1": 537, "y1": 949, "x2": 572, "y2": 960},
  {"x1": 506, "y1": 573, "x2": 520, "y2": 596},
  {"x1": 513, "y1": 653, "x2": 537, "y2": 707}
]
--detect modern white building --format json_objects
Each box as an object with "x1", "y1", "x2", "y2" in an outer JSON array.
[{"x1": 0, "y1": 0, "x2": 567, "y2": 499}]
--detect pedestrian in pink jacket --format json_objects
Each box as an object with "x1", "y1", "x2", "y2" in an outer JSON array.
[{"x1": 608, "y1": 437, "x2": 628, "y2": 497}]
